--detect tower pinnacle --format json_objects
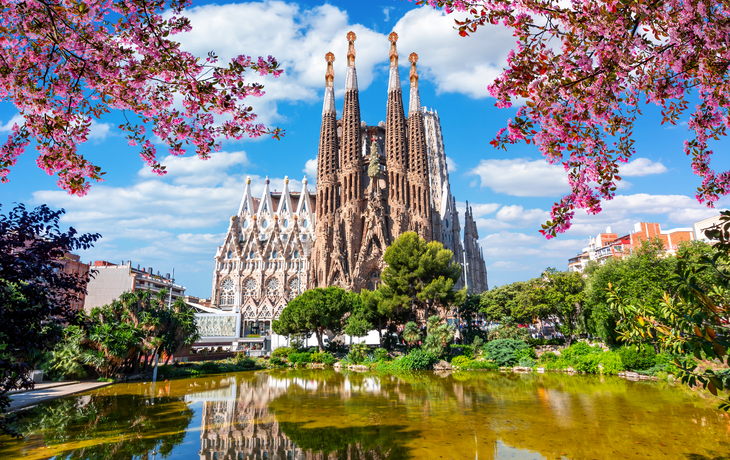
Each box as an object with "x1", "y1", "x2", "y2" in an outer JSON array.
[
  {"x1": 408, "y1": 52, "x2": 421, "y2": 115},
  {"x1": 323, "y1": 52, "x2": 335, "y2": 115}
]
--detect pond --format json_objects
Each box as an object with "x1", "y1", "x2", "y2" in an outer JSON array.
[{"x1": 1, "y1": 370, "x2": 729, "y2": 459}]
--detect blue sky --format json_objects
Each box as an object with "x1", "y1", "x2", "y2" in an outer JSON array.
[{"x1": 2, "y1": 0, "x2": 727, "y2": 297}]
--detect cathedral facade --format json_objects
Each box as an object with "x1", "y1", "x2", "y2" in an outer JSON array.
[{"x1": 209, "y1": 32, "x2": 487, "y2": 335}]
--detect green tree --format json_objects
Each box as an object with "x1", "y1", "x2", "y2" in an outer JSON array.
[
  {"x1": 344, "y1": 288, "x2": 390, "y2": 346},
  {"x1": 585, "y1": 239, "x2": 677, "y2": 346},
  {"x1": 402, "y1": 322, "x2": 422, "y2": 350},
  {"x1": 379, "y1": 232, "x2": 465, "y2": 324},
  {"x1": 0, "y1": 203, "x2": 100, "y2": 437},
  {"x1": 528, "y1": 269, "x2": 585, "y2": 346},
  {"x1": 608, "y1": 218, "x2": 730, "y2": 411},
  {"x1": 422, "y1": 316, "x2": 455, "y2": 359},
  {"x1": 273, "y1": 286, "x2": 358, "y2": 352},
  {"x1": 479, "y1": 281, "x2": 533, "y2": 323},
  {"x1": 48, "y1": 290, "x2": 200, "y2": 379}
]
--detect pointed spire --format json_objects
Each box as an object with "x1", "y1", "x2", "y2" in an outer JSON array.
[
  {"x1": 323, "y1": 52, "x2": 336, "y2": 115},
  {"x1": 388, "y1": 32, "x2": 401, "y2": 92},
  {"x1": 238, "y1": 176, "x2": 255, "y2": 215},
  {"x1": 257, "y1": 176, "x2": 273, "y2": 216},
  {"x1": 408, "y1": 52, "x2": 421, "y2": 115},
  {"x1": 345, "y1": 31, "x2": 358, "y2": 91},
  {"x1": 297, "y1": 176, "x2": 313, "y2": 219},
  {"x1": 278, "y1": 175, "x2": 293, "y2": 215}
]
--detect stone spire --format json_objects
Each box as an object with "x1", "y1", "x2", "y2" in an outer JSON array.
[
  {"x1": 406, "y1": 52, "x2": 431, "y2": 239},
  {"x1": 316, "y1": 52, "x2": 339, "y2": 219},
  {"x1": 237, "y1": 176, "x2": 254, "y2": 216},
  {"x1": 385, "y1": 32, "x2": 409, "y2": 237},
  {"x1": 341, "y1": 31, "x2": 362, "y2": 175},
  {"x1": 322, "y1": 52, "x2": 335, "y2": 115}
]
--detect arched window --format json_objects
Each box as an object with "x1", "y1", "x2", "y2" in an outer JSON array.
[
  {"x1": 243, "y1": 219, "x2": 249, "y2": 229},
  {"x1": 227, "y1": 251, "x2": 233, "y2": 259},
  {"x1": 283, "y1": 219, "x2": 289, "y2": 228},
  {"x1": 220, "y1": 279, "x2": 235, "y2": 305},
  {"x1": 302, "y1": 219, "x2": 308, "y2": 228},
  {"x1": 262, "y1": 219, "x2": 269, "y2": 229},
  {"x1": 242, "y1": 278, "x2": 258, "y2": 297},
  {"x1": 272, "y1": 250, "x2": 278, "y2": 259},
  {"x1": 249, "y1": 251, "x2": 255, "y2": 259},
  {"x1": 266, "y1": 278, "x2": 280, "y2": 296}
]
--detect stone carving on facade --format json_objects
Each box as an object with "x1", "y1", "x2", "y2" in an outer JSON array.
[{"x1": 197, "y1": 315, "x2": 237, "y2": 337}]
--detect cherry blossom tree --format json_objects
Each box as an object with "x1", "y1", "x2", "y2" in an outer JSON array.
[
  {"x1": 418, "y1": 0, "x2": 730, "y2": 237},
  {"x1": 0, "y1": 0, "x2": 282, "y2": 195}
]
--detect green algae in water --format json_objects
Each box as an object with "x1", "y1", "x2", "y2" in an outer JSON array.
[{"x1": 1, "y1": 370, "x2": 729, "y2": 459}]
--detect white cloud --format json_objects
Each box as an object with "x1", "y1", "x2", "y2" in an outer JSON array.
[
  {"x1": 620, "y1": 158, "x2": 668, "y2": 177},
  {"x1": 173, "y1": 2, "x2": 391, "y2": 125},
  {"x1": 383, "y1": 7, "x2": 393, "y2": 22},
  {"x1": 495, "y1": 205, "x2": 550, "y2": 225},
  {"x1": 470, "y1": 158, "x2": 569, "y2": 197},
  {"x1": 393, "y1": 7, "x2": 515, "y2": 98},
  {"x1": 304, "y1": 157, "x2": 318, "y2": 180},
  {"x1": 0, "y1": 113, "x2": 24, "y2": 132},
  {"x1": 445, "y1": 156, "x2": 458, "y2": 172},
  {"x1": 88, "y1": 120, "x2": 112, "y2": 142},
  {"x1": 31, "y1": 150, "x2": 312, "y2": 296}
]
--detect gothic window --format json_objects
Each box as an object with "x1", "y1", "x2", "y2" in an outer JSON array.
[
  {"x1": 266, "y1": 278, "x2": 280, "y2": 296},
  {"x1": 220, "y1": 278, "x2": 235, "y2": 305},
  {"x1": 272, "y1": 250, "x2": 278, "y2": 259},
  {"x1": 242, "y1": 278, "x2": 258, "y2": 297},
  {"x1": 249, "y1": 251, "x2": 255, "y2": 259},
  {"x1": 262, "y1": 219, "x2": 269, "y2": 229},
  {"x1": 282, "y1": 203, "x2": 287, "y2": 212},
  {"x1": 294, "y1": 250, "x2": 299, "y2": 259},
  {"x1": 302, "y1": 219, "x2": 308, "y2": 228},
  {"x1": 288, "y1": 278, "x2": 299, "y2": 297},
  {"x1": 227, "y1": 251, "x2": 233, "y2": 259},
  {"x1": 243, "y1": 219, "x2": 249, "y2": 229},
  {"x1": 283, "y1": 219, "x2": 289, "y2": 228}
]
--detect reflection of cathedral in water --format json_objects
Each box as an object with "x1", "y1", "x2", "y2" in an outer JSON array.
[{"x1": 186, "y1": 374, "x2": 390, "y2": 460}]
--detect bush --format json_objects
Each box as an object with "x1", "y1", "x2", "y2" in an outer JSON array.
[
  {"x1": 561, "y1": 342, "x2": 594, "y2": 361},
  {"x1": 374, "y1": 348, "x2": 389, "y2": 362},
  {"x1": 398, "y1": 349, "x2": 437, "y2": 370},
  {"x1": 469, "y1": 360, "x2": 499, "y2": 370},
  {"x1": 269, "y1": 356, "x2": 285, "y2": 366},
  {"x1": 517, "y1": 357, "x2": 537, "y2": 368},
  {"x1": 527, "y1": 337, "x2": 565, "y2": 347},
  {"x1": 598, "y1": 351, "x2": 623, "y2": 375},
  {"x1": 233, "y1": 354, "x2": 256, "y2": 369},
  {"x1": 288, "y1": 352, "x2": 312, "y2": 365},
  {"x1": 538, "y1": 351, "x2": 559, "y2": 364},
  {"x1": 484, "y1": 339, "x2": 528, "y2": 367},
  {"x1": 450, "y1": 355, "x2": 472, "y2": 368},
  {"x1": 515, "y1": 347, "x2": 537, "y2": 362},
  {"x1": 348, "y1": 343, "x2": 370, "y2": 364},
  {"x1": 272, "y1": 347, "x2": 296, "y2": 359},
  {"x1": 574, "y1": 354, "x2": 601, "y2": 373},
  {"x1": 310, "y1": 351, "x2": 336, "y2": 365},
  {"x1": 618, "y1": 344, "x2": 657, "y2": 371}
]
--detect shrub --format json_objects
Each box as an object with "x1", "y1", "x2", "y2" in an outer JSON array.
[
  {"x1": 374, "y1": 348, "x2": 389, "y2": 362},
  {"x1": 398, "y1": 349, "x2": 437, "y2": 370},
  {"x1": 311, "y1": 351, "x2": 336, "y2": 365},
  {"x1": 423, "y1": 316, "x2": 455, "y2": 359},
  {"x1": 574, "y1": 354, "x2": 601, "y2": 373},
  {"x1": 527, "y1": 337, "x2": 565, "y2": 347},
  {"x1": 269, "y1": 356, "x2": 285, "y2": 366},
  {"x1": 471, "y1": 336, "x2": 484, "y2": 351},
  {"x1": 545, "y1": 358, "x2": 571, "y2": 370},
  {"x1": 518, "y1": 357, "x2": 537, "y2": 368},
  {"x1": 348, "y1": 343, "x2": 369, "y2": 364},
  {"x1": 618, "y1": 345, "x2": 657, "y2": 371},
  {"x1": 288, "y1": 352, "x2": 312, "y2": 365},
  {"x1": 598, "y1": 351, "x2": 623, "y2": 375},
  {"x1": 233, "y1": 354, "x2": 257, "y2": 369},
  {"x1": 451, "y1": 355, "x2": 472, "y2": 368},
  {"x1": 561, "y1": 342, "x2": 594, "y2": 361},
  {"x1": 538, "y1": 351, "x2": 559, "y2": 364},
  {"x1": 272, "y1": 347, "x2": 296, "y2": 359},
  {"x1": 484, "y1": 339, "x2": 528, "y2": 367},
  {"x1": 515, "y1": 347, "x2": 537, "y2": 362},
  {"x1": 469, "y1": 360, "x2": 499, "y2": 370}
]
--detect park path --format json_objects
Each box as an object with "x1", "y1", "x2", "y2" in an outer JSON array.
[{"x1": 8, "y1": 381, "x2": 114, "y2": 410}]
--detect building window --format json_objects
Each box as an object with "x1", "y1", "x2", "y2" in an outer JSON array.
[
  {"x1": 266, "y1": 278, "x2": 280, "y2": 296},
  {"x1": 272, "y1": 250, "x2": 278, "y2": 259},
  {"x1": 283, "y1": 219, "x2": 289, "y2": 228},
  {"x1": 288, "y1": 277, "x2": 299, "y2": 297},
  {"x1": 262, "y1": 219, "x2": 269, "y2": 229},
  {"x1": 302, "y1": 219, "x2": 308, "y2": 228},
  {"x1": 243, "y1": 219, "x2": 249, "y2": 229},
  {"x1": 368, "y1": 271, "x2": 381, "y2": 291},
  {"x1": 227, "y1": 251, "x2": 233, "y2": 259},
  {"x1": 242, "y1": 278, "x2": 257, "y2": 297},
  {"x1": 249, "y1": 251, "x2": 255, "y2": 259},
  {"x1": 220, "y1": 278, "x2": 235, "y2": 305}
]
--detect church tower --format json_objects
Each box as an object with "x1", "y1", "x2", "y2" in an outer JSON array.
[
  {"x1": 384, "y1": 32, "x2": 410, "y2": 239},
  {"x1": 312, "y1": 52, "x2": 339, "y2": 287},
  {"x1": 406, "y1": 52, "x2": 432, "y2": 241}
]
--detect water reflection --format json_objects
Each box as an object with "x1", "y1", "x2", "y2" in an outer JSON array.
[{"x1": 2, "y1": 370, "x2": 730, "y2": 460}]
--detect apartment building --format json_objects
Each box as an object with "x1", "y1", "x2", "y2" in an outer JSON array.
[{"x1": 84, "y1": 260, "x2": 185, "y2": 311}]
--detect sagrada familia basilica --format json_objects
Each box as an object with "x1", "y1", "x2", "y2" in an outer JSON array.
[{"x1": 207, "y1": 32, "x2": 488, "y2": 337}]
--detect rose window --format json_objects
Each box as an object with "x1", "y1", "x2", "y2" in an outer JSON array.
[
  {"x1": 242, "y1": 278, "x2": 257, "y2": 297},
  {"x1": 220, "y1": 278, "x2": 235, "y2": 305},
  {"x1": 266, "y1": 278, "x2": 280, "y2": 296}
]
